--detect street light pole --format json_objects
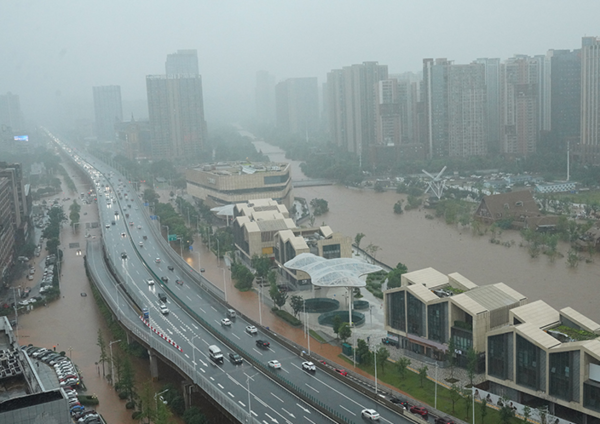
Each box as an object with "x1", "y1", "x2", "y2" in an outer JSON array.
[
  {"x1": 222, "y1": 268, "x2": 227, "y2": 302},
  {"x1": 109, "y1": 340, "x2": 121, "y2": 385},
  {"x1": 191, "y1": 335, "x2": 199, "y2": 380},
  {"x1": 216, "y1": 238, "x2": 220, "y2": 266},
  {"x1": 373, "y1": 344, "x2": 378, "y2": 395},
  {"x1": 258, "y1": 281, "x2": 262, "y2": 326},
  {"x1": 435, "y1": 361, "x2": 438, "y2": 409},
  {"x1": 246, "y1": 373, "x2": 258, "y2": 422}
]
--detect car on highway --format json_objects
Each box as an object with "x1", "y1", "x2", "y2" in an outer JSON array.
[
  {"x1": 175, "y1": 279, "x2": 183, "y2": 285},
  {"x1": 245, "y1": 325, "x2": 257, "y2": 335},
  {"x1": 146, "y1": 279, "x2": 155, "y2": 286},
  {"x1": 158, "y1": 293, "x2": 167, "y2": 302},
  {"x1": 159, "y1": 304, "x2": 169, "y2": 315},
  {"x1": 129, "y1": 222, "x2": 134, "y2": 226},
  {"x1": 120, "y1": 252, "x2": 127, "y2": 259},
  {"x1": 200, "y1": 268, "x2": 205, "y2": 272},
  {"x1": 161, "y1": 276, "x2": 169, "y2": 283},
  {"x1": 410, "y1": 406, "x2": 429, "y2": 417},
  {"x1": 221, "y1": 318, "x2": 232, "y2": 326},
  {"x1": 361, "y1": 408, "x2": 380, "y2": 420},
  {"x1": 168, "y1": 265, "x2": 174, "y2": 271},
  {"x1": 137, "y1": 225, "x2": 142, "y2": 229},
  {"x1": 302, "y1": 361, "x2": 316, "y2": 373},
  {"x1": 155, "y1": 258, "x2": 161, "y2": 263},
  {"x1": 256, "y1": 340, "x2": 270, "y2": 349},
  {"x1": 229, "y1": 353, "x2": 243, "y2": 365},
  {"x1": 139, "y1": 241, "x2": 143, "y2": 247},
  {"x1": 267, "y1": 360, "x2": 281, "y2": 369},
  {"x1": 120, "y1": 232, "x2": 126, "y2": 237}
]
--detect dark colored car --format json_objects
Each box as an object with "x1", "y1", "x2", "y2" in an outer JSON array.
[
  {"x1": 168, "y1": 265, "x2": 174, "y2": 271},
  {"x1": 410, "y1": 406, "x2": 429, "y2": 417},
  {"x1": 229, "y1": 353, "x2": 243, "y2": 365},
  {"x1": 434, "y1": 417, "x2": 455, "y2": 424},
  {"x1": 121, "y1": 252, "x2": 127, "y2": 259},
  {"x1": 158, "y1": 293, "x2": 167, "y2": 302},
  {"x1": 176, "y1": 279, "x2": 183, "y2": 285},
  {"x1": 256, "y1": 340, "x2": 270, "y2": 349},
  {"x1": 161, "y1": 276, "x2": 169, "y2": 283}
]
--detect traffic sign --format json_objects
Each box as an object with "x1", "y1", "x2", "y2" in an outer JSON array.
[{"x1": 168, "y1": 234, "x2": 177, "y2": 242}]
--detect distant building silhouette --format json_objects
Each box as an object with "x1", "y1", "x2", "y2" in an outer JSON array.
[
  {"x1": 92, "y1": 85, "x2": 122, "y2": 142},
  {"x1": 275, "y1": 77, "x2": 319, "y2": 136},
  {"x1": 255, "y1": 70, "x2": 276, "y2": 126}
]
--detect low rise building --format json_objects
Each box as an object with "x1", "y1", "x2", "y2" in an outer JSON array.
[
  {"x1": 486, "y1": 301, "x2": 600, "y2": 422},
  {"x1": 384, "y1": 267, "x2": 527, "y2": 362},
  {"x1": 186, "y1": 161, "x2": 293, "y2": 210}
]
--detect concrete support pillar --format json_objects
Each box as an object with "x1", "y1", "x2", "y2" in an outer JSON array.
[
  {"x1": 126, "y1": 332, "x2": 133, "y2": 345},
  {"x1": 181, "y1": 379, "x2": 195, "y2": 410},
  {"x1": 148, "y1": 350, "x2": 159, "y2": 380}
]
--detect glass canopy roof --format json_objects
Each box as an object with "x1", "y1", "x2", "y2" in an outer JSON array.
[{"x1": 284, "y1": 253, "x2": 382, "y2": 287}]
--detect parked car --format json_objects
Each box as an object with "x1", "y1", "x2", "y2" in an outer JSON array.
[
  {"x1": 410, "y1": 406, "x2": 429, "y2": 417},
  {"x1": 361, "y1": 409, "x2": 380, "y2": 421}
]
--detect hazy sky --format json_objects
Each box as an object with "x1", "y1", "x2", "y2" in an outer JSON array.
[{"x1": 1, "y1": 0, "x2": 599, "y2": 127}]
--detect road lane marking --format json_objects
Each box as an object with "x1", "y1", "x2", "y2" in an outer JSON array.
[
  {"x1": 232, "y1": 333, "x2": 240, "y2": 340},
  {"x1": 217, "y1": 383, "x2": 224, "y2": 389},
  {"x1": 305, "y1": 384, "x2": 319, "y2": 393},
  {"x1": 228, "y1": 392, "x2": 235, "y2": 398},
  {"x1": 271, "y1": 393, "x2": 283, "y2": 403},
  {"x1": 339, "y1": 405, "x2": 355, "y2": 416},
  {"x1": 184, "y1": 353, "x2": 189, "y2": 358}
]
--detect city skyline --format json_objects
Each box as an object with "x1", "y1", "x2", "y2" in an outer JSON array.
[{"x1": 0, "y1": 1, "x2": 598, "y2": 126}]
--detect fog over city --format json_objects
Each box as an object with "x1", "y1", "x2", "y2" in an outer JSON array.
[{"x1": 1, "y1": 0, "x2": 599, "y2": 127}]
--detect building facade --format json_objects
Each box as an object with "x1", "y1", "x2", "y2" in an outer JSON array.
[
  {"x1": 92, "y1": 85, "x2": 123, "y2": 142},
  {"x1": 550, "y1": 49, "x2": 581, "y2": 148},
  {"x1": 166, "y1": 49, "x2": 199, "y2": 76},
  {"x1": 146, "y1": 74, "x2": 207, "y2": 160},
  {"x1": 115, "y1": 118, "x2": 151, "y2": 160},
  {"x1": 476, "y1": 58, "x2": 502, "y2": 153},
  {"x1": 275, "y1": 77, "x2": 319, "y2": 136},
  {"x1": 0, "y1": 92, "x2": 24, "y2": 134},
  {"x1": 186, "y1": 162, "x2": 293, "y2": 209},
  {"x1": 255, "y1": 70, "x2": 276, "y2": 126},
  {"x1": 581, "y1": 36, "x2": 600, "y2": 147},
  {"x1": 0, "y1": 177, "x2": 15, "y2": 282}
]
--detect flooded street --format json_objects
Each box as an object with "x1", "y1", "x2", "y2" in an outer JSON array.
[{"x1": 252, "y1": 139, "x2": 600, "y2": 323}]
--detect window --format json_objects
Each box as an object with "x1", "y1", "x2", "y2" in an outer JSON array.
[
  {"x1": 516, "y1": 335, "x2": 542, "y2": 390},
  {"x1": 387, "y1": 291, "x2": 405, "y2": 332},
  {"x1": 407, "y1": 293, "x2": 425, "y2": 337},
  {"x1": 322, "y1": 244, "x2": 341, "y2": 259}
]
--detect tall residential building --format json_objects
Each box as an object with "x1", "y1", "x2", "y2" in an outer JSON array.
[
  {"x1": 146, "y1": 50, "x2": 207, "y2": 160},
  {"x1": 166, "y1": 49, "x2": 199, "y2": 76},
  {"x1": 549, "y1": 49, "x2": 581, "y2": 148},
  {"x1": 421, "y1": 58, "x2": 452, "y2": 158},
  {"x1": 275, "y1": 77, "x2": 319, "y2": 136},
  {"x1": 389, "y1": 72, "x2": 420, "y2": 146},
  {"x1": 532, "y1": 53, "x2": 553, "y2": 133},
  {"x1": 447, "y1": 63, "x2": 487, "y2": 157},
  {"x1": 501, "y1": 56, "x2": 541, "y2": 157},
  {"x1": 326, "y1": 61, "x2": 388, "y2": 162},
  {"x1": 0, "y1": 177, "x2": 15, "y2": 281},
  {"x1": 0, "y1": 92, "x2": 24, "y2": 133},
  {"x1": 421, "y1": 59, "x2": 487, "y2": 158},
  {"x1": 581, "y1": 36, "x2": 600, "y2": 146},
  {"x1": 146, "y1": 75, "x2": 207, "y2": 160},
  {"x1": 115, "y1": 118, "x2": 152, "y2": 160},
  {"x1": 475, "y1": 58, "x2": 502, "y2": 153},
  {"x1": 255, "y1": 71, "x2": 276, "y2": 126},
  {"x1": 374, "y1": 79, "x2": 401, "y2": 146},
  {"x1": 92, "y1": 85, "x2": 123, "y2": 141}
]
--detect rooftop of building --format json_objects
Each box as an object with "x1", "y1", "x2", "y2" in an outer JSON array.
[{"x1": 192, "y1": 161, "x2": 290, "y2": 176}]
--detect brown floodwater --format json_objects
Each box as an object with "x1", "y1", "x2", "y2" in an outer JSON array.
[{"x1": 252, "y1": 139, "x2": 600, "y2": 324}]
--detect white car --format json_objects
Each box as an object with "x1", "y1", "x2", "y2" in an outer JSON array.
[
  {"x1": 159, "y1": 304, "x2": 169, "y2": 315},
  {"x1": 302, "y1": 361, "x2": 316, "y2": 373},
  {"x1": 146, "y1": 279, "x2": 155, "y2": 286},
  {"x1": 267, "y1": 360, "x2": 282, "y2": 369},
  {"x1": 361, "y1": 409, "x2": 380, "y2": 421},
  {"x1": 221, "y1": 318, "x2": 232, "y2": 326},
  {"x1": 245, "y1": 325, "x2": 258, "y2": 335},
  {"x1": 155, "y1": 258, "x2": 161, "y2": 263}
]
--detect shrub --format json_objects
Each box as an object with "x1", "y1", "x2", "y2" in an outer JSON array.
[
  {"x1": 118, "y1": 391, "x2": 128, "y2": 400},
  {"x1": 78, "y1": 394, "x2": 100, "y2": 406},
  {"x1": 125, "y1": 401, "x2": 136, "y2": 409},
  {"x1": 272, "y1": 309, "x2": 302, "y2": 326}
]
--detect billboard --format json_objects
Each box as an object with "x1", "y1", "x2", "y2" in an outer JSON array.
[{"x1": 14, "y1": 135, "x2": 29, "y2": 141}]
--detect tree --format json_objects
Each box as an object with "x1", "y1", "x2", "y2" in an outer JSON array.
[
  {"x1": 137, "y1": 380, "x2": 156, "y2": 424},
  {"x1": 396, "y1": 357, "x2": 411, "y2": 381},
  {"x1": 462, "y1": 388, "x2": 473, "y2": 421},
  {"x1": 356, "y1": 339, "x2": 371, "y2": 365},
  {"x1": 120, "y1": 355, "x2": 136, "y2": 402},
  {"x1": 393, "y1": 200, "x2": 403, "y2": 214},
  {"x1": 332, "y1": 315, "x2": 343, "y2": 338},
  {"x1": 290, "y1": 295, "x2": 304, "y2": 318},
  {"x1": 353, "y1": 287, "x2": 362, "y2": 299},
  {"x1": 96, "y1": 329, "x2": 108, "y2": 377},
  {"x1": 155, "y1": 396, "x2": 172, "y2": 424},
  {"x1": 310, "y1": 198, "x2": 329, "y2": 216},
  {"x1": 355, "y1": 232, "x2": 366, "y2": 249},
  {"x1": 449, "y1": 384, "x2": 462, "y2": 413},
  {"x1": 467, "y1": 347, "x2": 478, "y2": 386},
  {"x1": 267, "y1": 270, "x2": 277, "y2": 287},
  {"x1": 338, "y1": 322, "x2": 351, "y2": 343},
  {"x1": 376, "y1": 347, "x2": 390, "y2": 373},
  {"x1": 447, "y1": 337, "x2": 456, "y2": 378},
  {"x1": 251, "y1": 254, "x2": 272, "y2": 282},
  {"x1": 387, "y1": 262, "x2": 408, "y2": 289},
  {"x1": 522, "y1": 405, "x2": 532, "y2": 424},
  {"x1": 183, "y1": 406, "x2": 209, "y2": 424},
  {"x1": 499, "y1": 398, "x2": 516, "y2": 424},
  {"x1": 143, "y1": 188, "x2": 160, "y2": 205},
  {"x1": 269, "y1": 281, "x2": 287, "y2": 309},
  {"x1": 480, "y1": 398, "x2": 488, "y2": 424},
  {"x1": 365, "y1": 243, "x2": 382, "y2": 262},
  {"x1": 418, "y1": 365, "x2": 428, "y2": 387}
]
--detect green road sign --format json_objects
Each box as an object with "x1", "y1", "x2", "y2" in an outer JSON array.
[{"x1": 168, "y1": 234, "x2": 177, "y2": 242}]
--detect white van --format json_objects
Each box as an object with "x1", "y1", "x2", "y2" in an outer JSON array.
[
  {"x1": 208, "y1": 345, "x2": 224, "y2": 364},
  {"x1": 226, "y1": 309, "x2": 237, "y2": 320}
]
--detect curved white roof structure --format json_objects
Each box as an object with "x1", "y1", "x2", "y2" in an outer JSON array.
[{"x1": 284, "y1": 253, "x2": 382, "y2": 287}]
